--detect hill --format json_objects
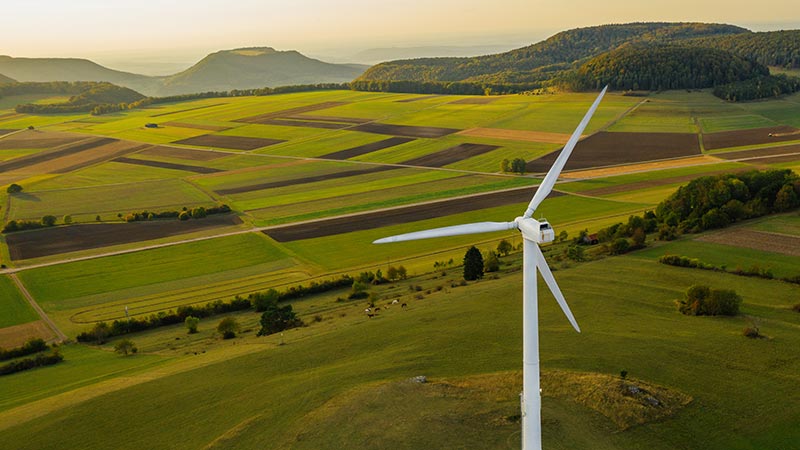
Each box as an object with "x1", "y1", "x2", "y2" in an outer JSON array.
[
  {"x1": 0, "y1": 55, "x2": 160, "y2": 95},
  {"x1": 356, "y1": 22, "x2": 748, "y2": 86},
  {"x1": 566, "y1": 44, "x2": 769, "y2": 91},
  {"x1": 8, "y1": 82, "x2": 145, "y2": 114},
  {"x1": 158, "y1": 47, "x2": 367, "y2": 95},
  {"x1": 0, "y1": 73, "x2": 15, "y2": 84}
]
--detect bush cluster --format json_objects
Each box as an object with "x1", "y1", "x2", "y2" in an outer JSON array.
[
  {"x1": 122, "y1": 204, "x2": 230, "y2": 223},
  {"x1": 0, "y1": 350, "x2": 63, "y2": 376},
  {"x1": 676, "y1": 285, "x2": 742, "y2": 316},
  {"x1": 0, "y1": 338, "x2": 48, "y2": 361}
]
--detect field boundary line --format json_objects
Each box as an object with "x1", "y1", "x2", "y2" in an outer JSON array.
[{"x1": 9, "y1": 273, "x2": 67, "y2": 343}]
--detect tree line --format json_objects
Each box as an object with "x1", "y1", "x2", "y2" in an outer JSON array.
[
  {"x1": 0, "y1": 338, "x2": 63, "y2": 376},
  {"x1": 712, "y1": 74, "x2": 800, "y2": 101},
  {"x1": 687, "y1": 30, "x2": 800, "y2": 69}
]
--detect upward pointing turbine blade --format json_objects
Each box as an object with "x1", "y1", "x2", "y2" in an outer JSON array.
[
  {"x1": 373, "y1": 221, "x2": 516, "y2": 244},
  {"x1": 523, "y1": 85, "x2": 608, "y2": 219},
  {"x1": 531, "y1": 243, "x2": 581, "y2": 333}
]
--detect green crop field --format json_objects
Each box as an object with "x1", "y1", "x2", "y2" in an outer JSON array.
[
  {"x1": 9, "y1": 178, "x2": 215, "y2": 222},
  {"x1": 1, "y1": 87, "x2": 799, "y2": 450},
  {"x1": 0, "y1": 275, "x2": 38, "y2": 328}
]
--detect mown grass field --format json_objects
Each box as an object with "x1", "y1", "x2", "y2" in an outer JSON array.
[
  {"x1": 1, "y1": 253, "x2": 798, "y2": 449},
  {"x1": 0, "y1": 88, "x2": 799, "y2": 449},
  {"x1": 0, "y1": 275, "x2": 38, "y2": 328}
]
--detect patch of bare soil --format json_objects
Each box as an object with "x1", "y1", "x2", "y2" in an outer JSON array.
[
  {"x1": 112, "y1": 157, "x2": 222, "y2": 174},
  {"x1": 6, "y1": 214, "x2": 242, "y2": 260},
  {"x1": 264, "y1": 186, "x2": 556, "y2": 242},
  {"x1": 173, "y1": 134, "x2": 285, "y2": 150},
  {"x1": 139, "y1": 145, "x2": 228, "y2": 161},
  {"x1": 696, "y1": 228, "x2": 800, "y2": 257},
  {"x1": 401, "y1": 143, "x2": 501, "y2": 167},
  {"x1": 527, "y1": 131, "x2": 701, "y2": 173},
  {"x1": 319, "y1": 137, "x2": 415, "y2": 160},
  {"x1": 703, "y1": 126, "x2": 800, "y2": 150}
]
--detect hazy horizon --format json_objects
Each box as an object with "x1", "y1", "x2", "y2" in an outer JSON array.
[{"x1": 2, "y1": 0, "x2": 799, "y2": 74}]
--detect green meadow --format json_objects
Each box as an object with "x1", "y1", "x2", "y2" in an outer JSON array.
[{"x1": 0, "y1": 275, "x2": 38, "y2": 328}]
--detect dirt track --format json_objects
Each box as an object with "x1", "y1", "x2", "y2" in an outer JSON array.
[
  {"x1": 703, "y1": 126, "x2": 800, "y2": 150},
  {"x1": 526, "y1": 131, "x2": 700, "y2": 173},
  {"x1": 173, "y1": 134, "x2": 285, "y2": 150},
  {"x1": 264, "y1": 186, "x2": 557, "y2": 242},
  {"x1": 402, "y1": 143, "x2": 501, "y2": 167},
  {"x1": 319, "y1": 137, "x2": 416, "y2": 160},
  {"x1": 6, "y1": 214, "x2": 243, "y2": 260},
  {"x1": 113, "y1": 157, "x2": 222, "y2": 174}
]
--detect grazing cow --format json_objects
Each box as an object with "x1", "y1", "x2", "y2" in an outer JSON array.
[
  {"x1": 365, "y1": 308, "x2": 371, "y2": 313},
  {"x1": 367, "y1": 313, "x2": 375, "y2": 319},
  {"x1": 391, "y1": 299, "x2": 400, "y2": 305},
  {"x1": 401, "y1": 303, "x2": 407, "y2": 308},
  {"x1": 374, "y1": 307, "x2": 381, "y2": 312}
]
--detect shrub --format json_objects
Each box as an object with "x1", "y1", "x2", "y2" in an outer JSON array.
[
  {"x1": 743, "y1": 327, "x2": 761, "y2": 339},
  {"x1": 0, "y1": 338, "x2": 48, "y2": 361},
  {"x1": 178, "y1": 211, "x2": 190, "y2": 221},
  {"x1": 0, "y1": 350, "x2": 63, "y2": 376},
  {"x1": 184, "y1": 316, "x2": 200, "y2": 334},
  {"x1": 6, "y1": 183, "x2": 22, "y2": 194},
  {"x1": 217, "y1": 317, "x2": 240, "y2": 339},
  {"x1": 483, "y1": 251, "x2": 500, "y2": 273},
  {"x1": 63, "y1": 215, "x2": 72, "y2": 224},
  {"x1": 41, "y1": 215, "x2": 57, "y2": 227},
  {"x1": 257, "y1": 300, "x2": 303, "y2": 336},
  {"x1": 609, "y1": 238, "x2": 630, "y2": 255},
  {"x1": 190, "y1": 206, "x2": 207, "y2": 219},
  {"x1": 114, "y1": 339, "x2": 138, "y2": 356},
  {"x1": 250, "y1": 289, "x2": 280, "y2": 312},
  {"x1": 496, "y1": 239, "x2": 513, "y2": 256}
]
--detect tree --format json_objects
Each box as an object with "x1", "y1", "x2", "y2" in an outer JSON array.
[
  {"x1": 91, "y1": 322, "x2": 111, "y2": 344},
  {"x1": 484, "y1": 251, "x2": 500, "y2": 272},
  {"x1": 184, "y1": 316, "x2": 200, "y2": 334},
  {"x1": 191, "y1": 206, "x2": 207, "y2": 219},
  {"x1": 676, "y1": 285, "x2": 740, "y2": 316},
  {"x1": 257, "y1": 300, "x2": 302, "y2": 336},
  {"x1": 251, "y1": 289, "x2": 280, "y2": 312},
  {"x1": 463, "y1": 246, "x2": 484, "y2": 281},
  {"x1": 217, "y1": 317, "x2": 240, "y2": 339},
  {"x1": 558, "y1": 230, "x2": 569, "y2": 242},
  {"x1": 775, "y1": 184, "x2": 799, "y2": 211},
  {"x1": 114, "y1": 339, "x2": 138, "y2": 356},
  {"x1": 396, "y1": 265, "x2": 407, "y2": 280},
  {"x1": 6, "y1": 183, "x2": 22, "y2": 194},
  {"x1": 511, "y1": 158, "x2": 527, "y2": 175},
  {"x1": 496, "y1": 239, "x2": 513, "y2": 256},
  {"x1": 41, "y1": 215, "x2": 57, "y2": 227},
  {"x1": 349, "y1": 280, "x2": 369, "y2": 299},
  {"x1": 500, "y1": 159, "x2": 510, "y2": 173},
  {"x1": 566, "y1": 245, "x2": 585, "y2": 262},
  {"x1": 178, "y1": 211, "x2": 190, "y2": 221},
  {"x1": 63, "y1": 215, "x2": 72, "y2": 225},
  {"x1": 386, "y1": 266, "x2": 399, "y2": 281}
]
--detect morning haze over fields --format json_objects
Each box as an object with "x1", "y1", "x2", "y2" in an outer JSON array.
[{"x1": 0, "y1": 1, "x2": 799, "y2": 449}]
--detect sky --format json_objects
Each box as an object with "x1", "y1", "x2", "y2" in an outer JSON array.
[{"x1": 1, "y1": 0, "x2": 799, "y2": 73}]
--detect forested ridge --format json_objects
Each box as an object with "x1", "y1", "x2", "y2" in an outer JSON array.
[
  {"x1": 3, "y1": 82, "x2": 145, "y2": 114},
  {"x1": 357, "y1": 22, "x2": 748, "y2": 85},
  {"x1": 686, "y1": 30, "x2": 800, "y2": 68},
  {"x1": 564, "y1": 45, "x2": 769, "y2": 91}
]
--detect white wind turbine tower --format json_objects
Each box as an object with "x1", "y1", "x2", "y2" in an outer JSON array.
[{"x1": 373, "y1": 86, "x2": 608, "y2": 450}]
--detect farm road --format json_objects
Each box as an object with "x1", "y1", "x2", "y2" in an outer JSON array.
[{"x1": 9, "y1": 273, "x2": 67, "y2": 343}]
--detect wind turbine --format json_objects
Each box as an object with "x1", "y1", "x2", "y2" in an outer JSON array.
[{"x1": 373, "y1": 86, "x2": 608, "y2": 450}]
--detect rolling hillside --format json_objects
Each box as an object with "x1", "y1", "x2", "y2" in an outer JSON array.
[
  {"x1": 0, "y1": 73, "x2": 15, "y2": 84},
  {"x1": 158, "y1": 47, "x2": 367, "y2": 95},
  {"x1": 687, "y1": 30, "x2": 800, "y2": 68},
  {"x1": 356, "y1": 22, "x2": 749, "y2": 85}
]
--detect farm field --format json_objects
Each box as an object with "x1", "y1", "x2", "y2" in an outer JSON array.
[{"x1": 0, "y1": 88, "x2": 799, "y2": 449}]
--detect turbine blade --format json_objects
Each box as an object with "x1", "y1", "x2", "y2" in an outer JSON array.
[
  {"x1": 532, "y1": 244, "x2": 581, "y2": 333},
  {"x1": 523, "y1": 86, "x2": 608, "y2": 218},
  {"x1": 373, "y1": 221, "x2": 516, "y2": 244}
]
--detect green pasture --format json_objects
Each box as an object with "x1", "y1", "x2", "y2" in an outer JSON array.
[
  {"x1": 193, "y1": 159, "x2": 355, "y2": 192},
  {"x1": 0, "y1": 275, "x2": 38, "y2": 328},
  {"x1": 246, "y1": 174, "x2": 534, "y2": 225},
  {"x1": 608, "y1": 97, "x2": 698, "y2": 133},
  {"x1": 635, "y1": 238, "x2": 800, "y2": 280},
  {"x1": 739, "y1": 97, "x2": 800, "y2": 128},
  {"x1": 27, "y1": 161, "x2": 191, "y2": 190},
  {"x1": 748, "y1": 213, "x2": 800, "y2": 236},
  {"x1": 254, "y1": 130, "x2": 398, "y2": 158},
  {"x1": 0, "y1": 344, "x2": 168, "y2": 413},
  {"x1": 486, "y1": 93, "x2": 639, "y2": 134},
  {"x1": 8, "y1": 178, "x2": 214, "y2": 221},
  {"x1": 698, "y1": 114, "x2": 777, "y2": 133},
  {"x1": 2, "y1": 254, "x2": 799, "y2": 449},
  {"x1": 282, "y1": 194, "x2": 649, "y2": 271}
]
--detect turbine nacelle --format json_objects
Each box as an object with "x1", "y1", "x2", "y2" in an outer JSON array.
[{"x1": 515, "y1": 217, "x2": 555, "y2": 244}]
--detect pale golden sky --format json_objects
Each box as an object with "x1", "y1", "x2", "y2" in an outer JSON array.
[{"x1": 2, "y1": 0, "x2": 798, "y2": 60}]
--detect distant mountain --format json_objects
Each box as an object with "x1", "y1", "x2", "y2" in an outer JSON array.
[
  {"x1": 0, "y1": 48, "x2": 368, "y2": 96},
  {"x1": 0, "y1": 55, "x2": 160, "y2": 94},
  {"x1": 157, "y1": 47, "x2": 367, "y2": 95},
  {"x1": 0, "y1": 73, "x2": 15, "y2": 84},
  {"x1": 350, "y1": 45, "x2": 521, "y2": 64},
  {"x1": 356, "y1": 22, "x2": 749, "y2": 85}
]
